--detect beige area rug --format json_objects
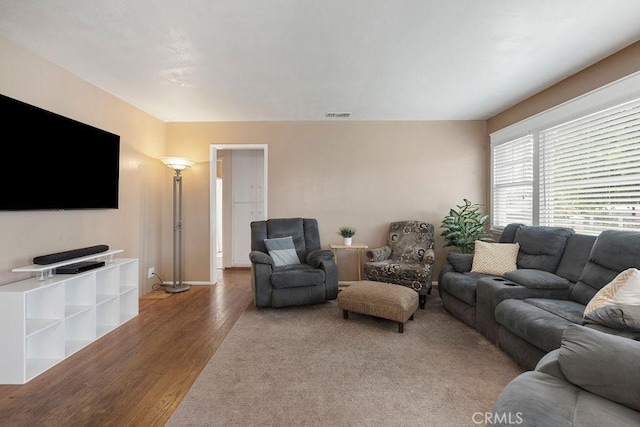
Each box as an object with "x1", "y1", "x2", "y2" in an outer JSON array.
[{"x1": 167, "y1": 295, "x2": 523, "y2": 426}]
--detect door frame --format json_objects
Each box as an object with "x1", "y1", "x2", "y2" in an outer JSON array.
[{"x1": 209, "y1": 144, "x2": 268, "y2": 283}]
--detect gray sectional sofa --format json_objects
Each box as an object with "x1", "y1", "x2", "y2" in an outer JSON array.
[
  {"x1": 438, "y1": 223, "x2": 578, "y2": 331},
  {"x1": 489, "y1": 324, "x2": 640, "y2": 426},
  {"x1": 439, "y1": 224, "x2": 640, "y2": 425},
  {"x1": 438, "y1": 224, "x2": 640, "y2": 370}
]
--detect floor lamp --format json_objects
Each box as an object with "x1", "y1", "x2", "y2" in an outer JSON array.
[{"x1": 162, "y1": 157, "x2": 195, "y2": 293}]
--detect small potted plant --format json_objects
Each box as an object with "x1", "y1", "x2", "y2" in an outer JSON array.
[{"x1": 338, "y1": 226, "x2": 357, "y2": 246}]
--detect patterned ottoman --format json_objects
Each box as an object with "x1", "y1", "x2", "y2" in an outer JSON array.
[{"x1": 337, "y1": 281, "x2": 418, "y2": 333}]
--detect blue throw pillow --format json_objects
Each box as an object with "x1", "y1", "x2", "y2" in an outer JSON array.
[{"x1": 264, "y1": 236, "x2": 300, "y2": 267}]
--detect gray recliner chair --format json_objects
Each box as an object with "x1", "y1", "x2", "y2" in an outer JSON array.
[{"x1": 249, "y1": 218, "x2": 339, "y2": 308}]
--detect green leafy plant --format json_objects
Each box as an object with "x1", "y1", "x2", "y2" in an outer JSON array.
[
  {"x1": 338, "y1": 226, "x2": 357, "y2": 238},
  {"x1": 441, "y1": 199, "x2": 493, "y2": 253}
]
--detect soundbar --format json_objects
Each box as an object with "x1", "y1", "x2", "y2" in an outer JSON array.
[
  {"x1": 55, "y1": 260, "x2": 106, "y2": 274},
  {"x1": 33, "y1": 245, "x2": 109, "y2": 265}
]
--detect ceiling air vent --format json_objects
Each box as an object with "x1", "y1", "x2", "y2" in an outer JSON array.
[{"x1": 325, "y1": 112, "x2": 351, "y2": 118}]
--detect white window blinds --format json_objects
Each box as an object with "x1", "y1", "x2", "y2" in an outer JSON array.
[
  {"x1": 491, "y1": 134, "x2": 534, "y2": 228},
  {"x1": 539, "y1": 98, "x2": 640, "y2": 234}
]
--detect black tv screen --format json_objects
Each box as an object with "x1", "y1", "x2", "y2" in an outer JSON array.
[{"x1": 1, "y1": 93, "x2": 120, "y2": 210}]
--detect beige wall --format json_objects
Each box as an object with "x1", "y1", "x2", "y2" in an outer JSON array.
[
  {"x1": 169, "y1": 41, "x2": 640, "y2": 284},
  {"x1": 166, "y1": 121, "x2": 487, "y2": 282},
  {"x1": 4, "y1": 33, "x2": 638, "y2": 294},
  {"x1": 0, "y1": 36, "x2": 167, "y2": 294}
]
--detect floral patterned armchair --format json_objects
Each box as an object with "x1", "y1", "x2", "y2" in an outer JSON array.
[{"x1": 363, "y1": 221, "x2": 435, "y2": 309}]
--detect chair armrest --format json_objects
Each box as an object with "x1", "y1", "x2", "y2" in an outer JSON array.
[
  {"x1": 366, "y1": 246, "x2": 391, "y2": 262},
  {"x1": 249, "y1": 251, "x2": 274, "y2": 265},
  {"x1": 306, "y1": 249, "x2": 334, "y2": 268},
  {"x1": 422, "y1": 248, "x2": 435, "y2": 266}
]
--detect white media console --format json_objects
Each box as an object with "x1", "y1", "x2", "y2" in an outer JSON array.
[{"x1": 0, "y1": 251, "x2": 138, "y2": 384}]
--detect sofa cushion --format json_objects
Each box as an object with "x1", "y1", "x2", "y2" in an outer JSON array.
[
  {"x1": 570, "y1": 230, "x2": 640, "y2": 305},
  {"x1": 497, "y1": 223, "x2": 525, "y2": 243},
  {"x1": 264, "y1": 236, "x2": 301, "y2": 267},
  {"x1": 364, "y1": 261, "x2": 430, "y2": 282},
  {"x1": 559, "y1": 324, "x2": 640, "y2": 412},
  {"x1": 513, "y1": 226, "x2": 574, "y2": 273},
  {"x1": 388, "y1": 221, "x2": 434, "y2": 263},
  {"x1": 587, "y1": 230, "x2": 640, "y2": 272},
  {"x1": 271, "y1": 268, "x2": 324, "y2": 289},
  {"x1": 503, "y1": 269, "x2": 570, "y2": 289},
  {"x1": 524, "y1": 299, "x2": 585, "y2": 324},
  {"x1": 554, "y1": 233, "x2": 597, "y2": 283},
  {"x1": 471, "y1": 241, "x2": 519, "y2": 276},
  {"x1": 582, "y1": 268, "x2": 640, "y2": 332},
  {"x1": 495, "y1": 299, "x2": 578, "y2": 352},
  {"x1": 584, "y1": 268, "x2": 640, "y2": 313},
  {"x1": 571, "y1": 261, "x2": 621, "y2": 305}
]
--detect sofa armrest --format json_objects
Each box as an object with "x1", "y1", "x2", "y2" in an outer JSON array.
[
  {"x1": 306, "y1": 249, "x2": 334, "y2": 268},
  {"x1": 438, "y1": 263, "x2": 455, "y2": 282},
  {"x1": 366, "y1": 246, "x2": 391, "y2": 262},
  {"x1": 446, "y1": 252, "x2": 473, "y2": 273},
  {"x1": 534, "y1": 349, "x2": 567, "y2": 381},
  {"x1": 503, "y1": 269, "x2": 571, "y2": 290},
  {"x1": 249, "y1": 251, "x2": 274, "y2": 265},
  {"x1": 559, "y1": 324, "x2": 640, "y2": 412}
]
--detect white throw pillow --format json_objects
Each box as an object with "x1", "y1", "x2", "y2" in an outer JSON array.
[
  {"x1": 471, "y1": 241, "x2": 520, "y2": 276},
  {"x1": 264, "y1": 236, "x2": 300, "y2": 267},
  {"x1": 584, "y1": 268, "x2": 640, "y2": 315}
]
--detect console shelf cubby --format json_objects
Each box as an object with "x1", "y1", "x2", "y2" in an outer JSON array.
[{"x1": 0, "y1": 257, "x2": 139, "y2": 384}]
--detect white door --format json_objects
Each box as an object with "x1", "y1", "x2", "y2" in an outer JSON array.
[{"x1": 231, "y1": 149, "x2": 266, "y2": 266}]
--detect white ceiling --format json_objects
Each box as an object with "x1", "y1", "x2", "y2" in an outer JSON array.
[{"x1": 1, "y1": 1, "x2": 639, "y2": 122}]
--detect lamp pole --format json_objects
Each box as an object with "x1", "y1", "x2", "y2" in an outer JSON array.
[
  {"x1": 162, "y1": 157, "x2": 194, "y2": 293},
  {"x1": 167, "y1": 169, "x2": 189, "y2": 293}
]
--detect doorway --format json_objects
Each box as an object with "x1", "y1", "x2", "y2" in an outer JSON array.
[
  {"x1": 216, "y1": 172, "x2": 223, "y2": 270},
  {"x1": 209, "y1": 144, "x2": 268, "y2": 283}
]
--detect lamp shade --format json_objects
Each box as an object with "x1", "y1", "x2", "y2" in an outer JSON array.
[{"x1": 161, "y1": 157, "x2": 195, "y2": 171}]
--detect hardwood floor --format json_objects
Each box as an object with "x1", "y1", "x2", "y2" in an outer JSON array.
[{"x1": 0, "y1": 269, "x2": 253, "y2": 427}]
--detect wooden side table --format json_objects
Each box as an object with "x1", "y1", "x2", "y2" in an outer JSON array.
[{"x1": 330, "y1": 243, "x2": 368, "y2": 282}]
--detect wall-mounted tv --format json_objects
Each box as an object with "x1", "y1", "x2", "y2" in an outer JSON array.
[{"x1": 1, "y1": 93, "x2": 120, "y2": 210}]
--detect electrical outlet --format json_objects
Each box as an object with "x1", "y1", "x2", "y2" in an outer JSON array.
[{"x1": 147, "y1": 267, "x2": 155, "y2": 278}]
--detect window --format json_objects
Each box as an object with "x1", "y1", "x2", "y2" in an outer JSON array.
[
  {"x1": 490, "y1": 72, "x2": 640, "y2": 235},
  {"x1": 539, "y1": 99, "x2": 640, "y2": 234},
  {"x1": 492, "y1": 134, "x2": 533, "y2": 228}
]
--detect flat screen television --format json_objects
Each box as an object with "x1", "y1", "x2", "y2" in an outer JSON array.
[{"x1": 1, "y1": 93, "x2": 120, "y2": 210}]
